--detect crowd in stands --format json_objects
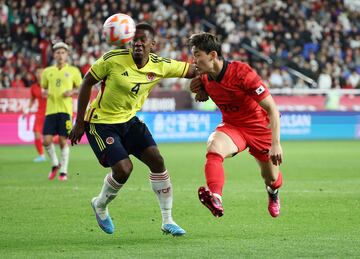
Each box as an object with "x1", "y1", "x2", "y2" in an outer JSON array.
[{"x1": 0, "y1": 0, "x2": 359, "y2": 90}]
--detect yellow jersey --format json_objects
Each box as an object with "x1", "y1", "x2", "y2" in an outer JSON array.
[
  {"x1": 85, "y1": 49, "x2": 189, "y2": 124},
  {"x1": 41, "y1": 64, "x2": 82, "y2": 115}
]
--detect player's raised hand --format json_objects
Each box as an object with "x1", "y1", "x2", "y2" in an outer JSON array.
[
  {"x1": 69, "y1": 120, "x2": 85, "y2": 145},
  {"x1": 269, "y1": 143, "x2": 283, "y2": 166},
  {"x1": 190, "y1": 77, "x2": 203, "y2": 93}
]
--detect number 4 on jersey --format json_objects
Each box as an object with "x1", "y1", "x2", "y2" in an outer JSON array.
[{"x1": 131, "y1": 83, "x2": 141, "y2": 94}]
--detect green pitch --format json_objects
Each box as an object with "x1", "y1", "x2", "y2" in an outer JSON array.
[{"x1": 0, "y1": 141, "x2": 359, "y2": 258}]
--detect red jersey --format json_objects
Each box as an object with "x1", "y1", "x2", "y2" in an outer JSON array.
[
  {"x1": 30, "y1": 82, "x2": 46, "y2": 116},
  {"x1": 200, "y1": 61, "x2": 270, "y2": 127}
]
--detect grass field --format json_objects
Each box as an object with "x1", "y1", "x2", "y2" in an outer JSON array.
[{"x1": 0, "y1": 141, "x2": 359, "y2": 258}]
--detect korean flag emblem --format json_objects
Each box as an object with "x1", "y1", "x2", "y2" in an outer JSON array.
[{"x1": 255, "y1": 85, "x2": 265, "y2": 95}]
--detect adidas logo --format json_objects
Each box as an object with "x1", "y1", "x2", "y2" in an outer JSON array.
[{"x1": 121, "y1": 71, "x2": 128, "y2": 76}]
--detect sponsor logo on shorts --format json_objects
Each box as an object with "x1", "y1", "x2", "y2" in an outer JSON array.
[
  {"x1": 255, "y1": 85, "x2": 265, "y2": 95},
  {"x1": 146, "y1": 72, "x2": 156, "y2": 81},
  {"x1": 106, "y1": 137, "x2": 114, "y2": 145}
]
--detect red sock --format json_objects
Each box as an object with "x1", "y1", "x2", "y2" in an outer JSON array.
[
  {"x1": 35, "y1": 138, "x2": 44, "y2": 155},
  {"x1": 205, "y1": 152, "x2": 225, "y2": 196},
  {"x1": 270, "y1": 171, "x2": 283, "y2": 190}
]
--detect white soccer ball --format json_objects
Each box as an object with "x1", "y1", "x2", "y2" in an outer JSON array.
[{"x1": 103, "y1": 13, "x2": 136, "y2": 46}]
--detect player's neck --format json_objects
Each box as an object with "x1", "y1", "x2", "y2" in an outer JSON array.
[
  {"x1": 208, "y1": 59, "x2": 224, "y2": 80},
  {"x1": 56, "y1": 63, "x2": 66, "y2": 69},
  {"x1": 133, "y1": 56, "x2": 149, "y2": 69}
]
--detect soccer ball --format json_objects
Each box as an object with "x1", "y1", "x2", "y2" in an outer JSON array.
[{"x1": 103, "y1": 13, "x2": 136, "y2": 46}]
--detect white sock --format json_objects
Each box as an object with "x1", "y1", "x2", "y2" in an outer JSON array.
[
  {"x1": 45, "y1": 143, "x2": 58, "y2": 167},
  {"x1": 149, "y1": 170, "x2": 174, "y2": 225},
  {"x1": 60, "y1": 145, "x2": 69, "y2": 174},
  {"x1": 213, "y1": 193, "x2": 222, "y2": 202},
  {"x1": 96, "y1": 172, "x2": 123, "y2": 208},
  {"x1": 266, "y1": 186, "x2": 278, "y2": 194}
]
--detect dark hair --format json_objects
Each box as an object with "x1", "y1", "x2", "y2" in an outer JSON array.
[
  {"x1": 136, "y1": 22, "x2": 155, "y2": 38},
  {"x1": 188, "y1": 32, "x2": 222, "y2": 57}
]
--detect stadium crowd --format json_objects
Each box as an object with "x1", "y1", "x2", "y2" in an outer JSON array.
[{"x1": 0, "y1": 0, "x2": 359, "y2": 90}]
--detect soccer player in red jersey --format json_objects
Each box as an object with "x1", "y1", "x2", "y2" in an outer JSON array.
[
  {"x1": 24, "y1": 68, "x2": 47, "y2": 162},
  {"x1": 188, "y1": 32, "x2": 283, "y2": 218}
]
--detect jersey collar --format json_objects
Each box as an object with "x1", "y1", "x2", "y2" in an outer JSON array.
[
  {"x1": 56, "y1": 63, "x2": 69, "y2": 70},
  {"x1": 207, "y1": 60, "x2": 228, "y2": 82}
]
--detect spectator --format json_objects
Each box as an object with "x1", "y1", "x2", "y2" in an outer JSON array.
[
  {"x1": 269, "y1": 67, "x2": 283, "y2": 88},
  {"x1": 318, "y1": 67, "x2": 332, "y2": 90},
  {"x1": 11, "y1": 74, "x2": 26, "y2": 88},
  {"x1": 347, "y1": 69, "x2": 360, "y2": 89}
]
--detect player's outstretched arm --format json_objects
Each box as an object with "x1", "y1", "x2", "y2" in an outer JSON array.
[
  {"x1": 69, "y1": 72, "x2": 99, "y2": 145},
  {"x1": 259, "y1": 95, "x2": 283, "y2": 166},
  {"x1": 23, "y1": 95, "x2": 35, "y2": 116},
  {"x1": 184, "y1": 64, "x2": 198, "y2": 78}
]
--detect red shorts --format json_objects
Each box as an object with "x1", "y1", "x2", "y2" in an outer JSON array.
[
  {"x1": 33, "y1": 113, "x2": 45, "y2": 133},
  {"x1": 216, "y1": 122, "x2": 272, "y2": 162}
]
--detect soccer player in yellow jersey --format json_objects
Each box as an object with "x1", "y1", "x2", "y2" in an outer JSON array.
[
  {"x1": 41, "y1": 42, "x2": 82, "y2": 181},
  {"x1": 69, "y1": 23, "x2": 196, "y2": 236}
]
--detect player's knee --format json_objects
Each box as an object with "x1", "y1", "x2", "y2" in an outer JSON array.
[
  {"x1": 149, "y1": 154, "x2": 165, "y2": 173},
  {"x1": 206, "y1": 139, "x2": 223, "y2": 154},
  {"x1": 112, "y1": 160, "x2": 133, "y2": 183},
  {"x1": 43, "y1": 139, "x2": 51, "y2": 146}
]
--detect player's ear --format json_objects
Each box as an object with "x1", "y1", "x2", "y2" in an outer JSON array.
[
  {"x1": 210, "y1": 50, "x2": 218, "y2": 59},
  {"x1": 150, "y1": 40, "x2": 156, "y2": 51}
]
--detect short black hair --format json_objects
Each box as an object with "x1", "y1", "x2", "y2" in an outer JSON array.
[
  {"x1": 136, "y1": 22, "x2": 155, "y2": 38},
  {"x1": 188, "y1": 32, "x2": 222, "y2": 57}
]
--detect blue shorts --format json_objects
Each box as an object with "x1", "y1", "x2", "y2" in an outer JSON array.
[
  {"x1": 43, "y1": 113, "x2": 72, "y2": 137},
  {"x1": 85, "y1": 116, "x2": 156, "y2": 167}
]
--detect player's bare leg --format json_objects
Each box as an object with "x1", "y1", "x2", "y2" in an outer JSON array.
[
  {"x1": 256, "y1": 159, "x2": 283, "y2": 217},
  {"x1": 91, "y1": 159, "x2": 131, "y2": 234},
  {"x1": 199, "y1": 131, "x2": 238, "y2": 217},
  {"x1": 43, "y1": 134, "x2": 60, "y2": 180},
  {"x1": 140, "y1": 146, "x2": 185, "y2": 236}
]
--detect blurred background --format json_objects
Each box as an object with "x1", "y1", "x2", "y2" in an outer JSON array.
[{"x1": 0, "y1": 0, "x2": 360, "y2": 144}]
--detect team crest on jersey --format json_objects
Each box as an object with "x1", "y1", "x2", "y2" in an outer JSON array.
[
  {"x1": 64, "y1": 72, "x2": 70, "y2": 78},
  {"x1": 146, "y1": 72, "x2": 156, "y2": 81},
  {"x1": 106, "y1": 137, "x2": 114, "y2": 145},
  {"x1": 255, "y1": 85, "x2": 265, "y2": 95}
]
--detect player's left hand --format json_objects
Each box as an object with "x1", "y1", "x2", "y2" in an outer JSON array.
[
  {"x1": 195, "y1": 90, "x2": 209, "y2": 102},
  {"x1": 269, "y1": 143, "x2": 283, "y2": 166},
  {"x1": 63, "y1": 90, "x2": 73, "y2": 97},
  {"x1": 69, "y1": 120, "x2": 85, "y2": 145},
  {"x1": 190, "y1": 77, "x2": 203, "y2": 93},
  {"x1": 41, "y1": 89, "x2": 48, "y2": 98}
]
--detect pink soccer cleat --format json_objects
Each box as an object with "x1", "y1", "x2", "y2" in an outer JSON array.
[
  {"x1": 58, "y1": 173, "x2": 68, "y2": 181},
  {"x1": 267, "y1": 187, "x2": 280, "y2": 217},
  {"x1": 48, "y1": 164, "x2": 60, "y2": 180},
  {"x1": 198, "y1": 186, "x2": 224, "y2": 217}
]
